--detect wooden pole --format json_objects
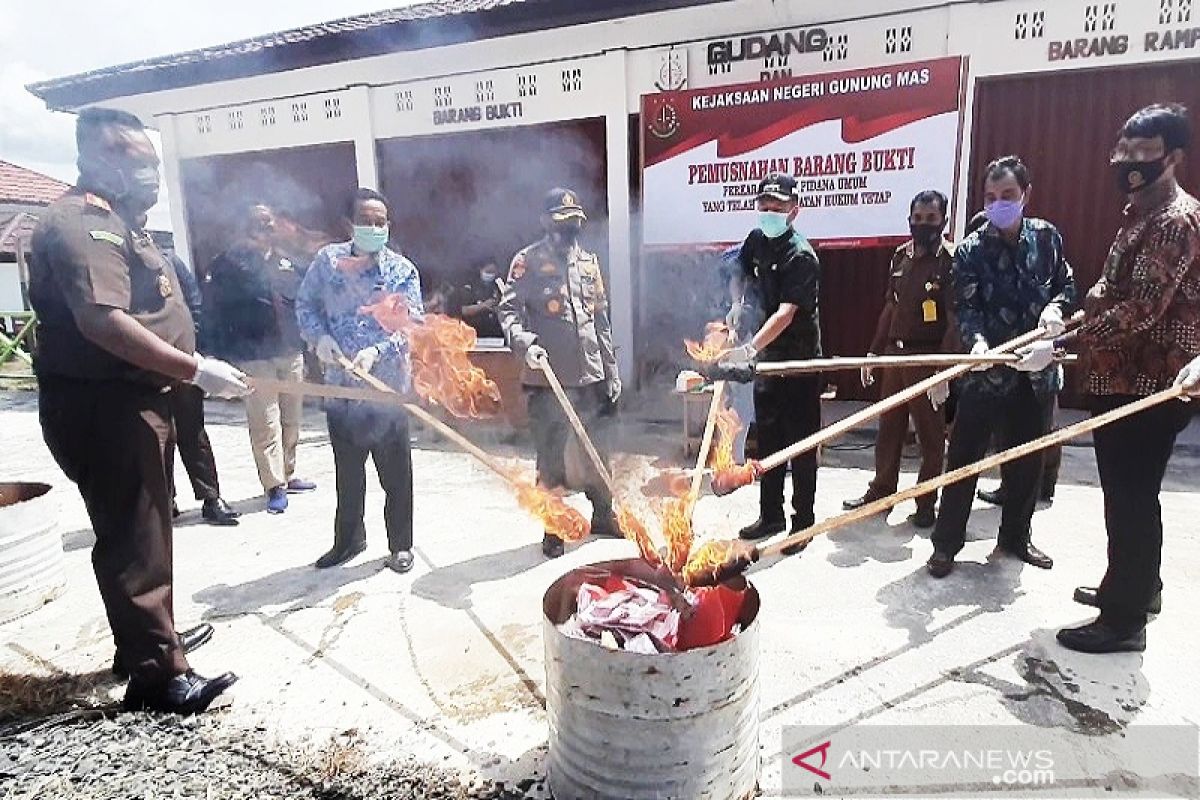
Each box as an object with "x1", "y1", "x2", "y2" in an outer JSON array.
[
  {"x1": 531, "y1": 354, "x2": 617, "y2": 496},
  {"x1": 688, "y1": 381, "x2": 726, "y2": 505},
  {"x1": 754, "y1": 326, "x2": 1053, "y2": 474},
  {"x1": 248, "y1": 370, "x2": 516, "y2": 486},
  {"x1": 754, "y1": 352, "x2": 1075, "y2": 377},
  {"x1": 757, "y1": 385, "x2": 1186, "y2": 560}
]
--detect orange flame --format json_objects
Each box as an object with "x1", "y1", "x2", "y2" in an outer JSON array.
[
  {"x1": 684, "y1": 322, "x2": 733, "y2": 363},
  {"x1": 359, "y1": 296, "x2": 503, "y2": 419},
  {"x1": 709, "y1": 405, "x2": 743, "y2": 473},
  {"x1": 660, "y1": 495, "x2": 695, "y2": 576},
  {"x1": 711, "y1": 462, "x2": 757, "y2": 496},
  {"x1": 681, "y1": 539, "x2": 746, "y2": 587},
  {"x1": 617, "y1": 507, "x2": 662, "y2": 568},
  {"x1": 514, "y1": 480, "x2": 590, "y2": 542}
]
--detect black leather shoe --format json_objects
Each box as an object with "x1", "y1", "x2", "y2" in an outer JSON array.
[
  {"x1": 909, "y1": 507, "x2": 936, "y2": 529},
  {"x1": 927, "y1": 551, "x2": 955, "y2": 578},
  {"x1": 738, "y1": 517, "x2": 787, "y2": 541},
  {"x1": 590, "y1": 512, "x2": 623, "y2": 539},
  {"x1": 113, "y1": 624, "x2": 214, "y2": 679},
  {"x1": 1073, "y1": 586, "x2": 1162, "y2": 615},
  {"x1": 123, "y1": 670, "x2": 238, "y2": 714},
  {"x1": 995, "y1": 542, "x2": 1053, "y2": 569},
  {"x1": 977, "y1": 487, "x2": 1006, "y2": 506},
  {"x1": 314, "y1": 541, "x2": 366, "y2": 569},
  {"x1": 842, "y1": 490, "x2": 886, "y2": 511},
  {"x1": 542, "y1": 535, "x2": 564, "y2": 559},
  {"x1": 386, "y1": 550, "x2": 415, "y2": 574},
  {"x1": 1056, "y1": 620, "x2": 1146, "y2": 654},
  {"x1": 201, "y1": 498, "x2": 240, "y2": 527}
]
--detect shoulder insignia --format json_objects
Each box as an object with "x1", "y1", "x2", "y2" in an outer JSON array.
[
  {"x1": 83, "y1": 193, "x2": 113, "y2": 213},
  {"x1": 88, "y1": 230, "x2": 125, "y2": 247}
]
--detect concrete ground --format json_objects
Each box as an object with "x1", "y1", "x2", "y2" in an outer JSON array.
[{"x1": 1, "y1": 388, "x2": 1198, "y2": 797}]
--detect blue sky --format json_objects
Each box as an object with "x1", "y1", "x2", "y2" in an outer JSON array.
[{"x1": 0, "y1": 1, "x2": 413, "y2": 229}]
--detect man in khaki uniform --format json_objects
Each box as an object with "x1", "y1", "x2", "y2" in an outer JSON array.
[
  {"x1": 498, "y1": 188, "x2": 622, "y2": 558},
  {"x1": 843, "y1": 190, "x2": 957, "y2": 528},
  {"x1": 30, "y1": 108, "x2": 245, "y2": 713}
]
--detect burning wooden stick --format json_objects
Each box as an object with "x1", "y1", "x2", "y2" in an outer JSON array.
[
  {"x1": 530, "y1": 352, "x2": 617, "y2": 496},
  {"x1": 709, "y1": 325, "x2": 1067, "y2": 497},
  {"x1": 688, "y1": 380, "x2": 726, "y2": 507},
  {"x1": 685, "y1": 384, "x2": 1187, "y2": 587},
  {"x1": 702, "y1": 352, "x2": 1077, "y2": 383}
]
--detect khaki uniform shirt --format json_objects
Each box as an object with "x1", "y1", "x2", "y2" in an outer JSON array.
[
  {"x1": 870, "y1": 239, "x2": 958, "y2": 354},
  {"x1": 29, "y1": 190, "x2": 195, "y2": 387},
  {"x1": 498, "y1": 238, "x2": 618, "y2": 388}
]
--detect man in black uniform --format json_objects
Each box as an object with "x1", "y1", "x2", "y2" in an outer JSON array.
[
  {"x1": 29, "y1": 108, "x2": 245, "y2": 713},
  {"x1": 458, "y1": 258, "x2": 504, "y2": 339},
  {"x1": 723, "y1": 174, "x2": 823, "y2": 540},
  {"x1": 146, "y1": 224, "x2": 239, "y2": 526}
]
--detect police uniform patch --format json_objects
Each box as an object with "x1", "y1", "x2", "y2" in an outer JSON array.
[
  {"x1": 89, "y1": 230, "x2": 125, "y2": 247},
  {"x1": 279, "y1": 258, "x2": 294, "y2": 271},
  {"x1": 546, "y1": 298, "x2": 562, "y2": 314},
  {"x1": 157, "y1": 274, "x2": 174, "y2": 298},
  {"x1": 83, "y1": 193, "x2": 113, "y2": 213},
  {"x1": 539, "y1": 262, "x2": 558, "y2": 275}
]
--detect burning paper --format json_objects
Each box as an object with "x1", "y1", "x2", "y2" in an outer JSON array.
[
  {"x1": 559, "y1": 577, "x2": 681, "y2": 652},
  {"x1": 359, "y1": 295, "x2": 503, "y2": 418},
  {"x1": 684, "y1": 322, "x2": 734, "y2": 363}
]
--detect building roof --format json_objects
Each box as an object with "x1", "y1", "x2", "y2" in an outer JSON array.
[
  {"x1": 28, "y1": 0, "x2": 727, "y2": 110},
  {"x1": 0, "y1": 161, "x2": 71, "y2": 207},
  {"x1": 0, "y1": 212, "x2": 38, "y2": 259}
]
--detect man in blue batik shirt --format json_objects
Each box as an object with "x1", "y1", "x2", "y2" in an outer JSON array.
[
  {"x1": 927, "y1": 156, "x2": 1077, "y2": 579},
  {"x1": 296, "y1": 188, "x2": 424, "y2": 574}
]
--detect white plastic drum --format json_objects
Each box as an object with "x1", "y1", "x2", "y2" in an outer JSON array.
[
  {"x1": 543, "y1": 558, "x2": 761, "y2": 800},
  {"x1": 0, "y1": 483, "x2": 65, "y2": 624}
]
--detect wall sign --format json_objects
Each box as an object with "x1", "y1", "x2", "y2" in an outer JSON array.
[{"x1": 640, "y1": 57, "x2": 966, "y2": 248}]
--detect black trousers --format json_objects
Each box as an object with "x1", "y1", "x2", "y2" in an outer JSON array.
[
  {"x1": 754, "y1": 373, "x2": 821, "y2": 525},
  {"x1": 1092, "y1": 394, "x2": 1191, "y2": 630},
  {"x1": 525, "y1": 383, "x2": 613, "y2": 523},
  {"x1": 39, "y1": 378, "x2": 188, "y2": 685},
  {"x1": 932, "y1": 376, "x2": 1052, "y2": 557},
  {"x1": 166, "y1": 384, "x2": 220, "y2": 502},
  {"x1": 326, "y1": 405, "x2": 413, "y2": 554}
]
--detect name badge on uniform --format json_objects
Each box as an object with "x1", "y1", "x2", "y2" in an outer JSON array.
[
  {"x1": 922, "y1": 299, "x2": 938, "y2": 323},
  {"x1": 157, "y1": 274, "x2": 174, "y2": 298}
]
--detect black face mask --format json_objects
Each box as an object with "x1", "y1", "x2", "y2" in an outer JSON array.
[
  {"x1": 1114, "y1": 158, "x2": 1168, "y2": 195},
  {"x1": 550, "y1": 219, "x2": 583, "y2": 247},
  {"x1": 80, "y1": 154, "x2": 160, "y2": 213},
  {"x1": 909, "y1": 222, "x2": 944, "y2": 250}
]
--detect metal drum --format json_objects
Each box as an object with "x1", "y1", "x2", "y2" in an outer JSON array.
[
  {"x1": 0, "y1": 483, "x2": 65, "y2": 625},
  {"x1": 543, "y1": 558, "x2": 761, "y2": 800}
]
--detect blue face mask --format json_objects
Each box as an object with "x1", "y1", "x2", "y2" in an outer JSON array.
[
  {"x1": 352, "y1": 224, "x2": 389, "y2": 254},
  {"x1": 758, "y1": 211, "x2": 791, "y2": 239},
  {"x1": 983, "y1": 197, "x2": 1024, "y2": 230}
]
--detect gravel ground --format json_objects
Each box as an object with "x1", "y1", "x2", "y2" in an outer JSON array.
[{"x1": 0, "y1": 712, "x2": 541, "y2": 800}]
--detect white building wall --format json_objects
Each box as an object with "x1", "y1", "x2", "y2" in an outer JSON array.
[{"x1": 80, "y1": 0, "x2": 1200, "y2": 376}]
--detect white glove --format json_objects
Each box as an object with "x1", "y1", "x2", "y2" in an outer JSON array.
[
  {"x1": 969, "y1": 339, "x2": 992, "y2": 372},
  {"x1": 1174, "y1": 355, "x2": 1200, "y2": 400},
  {"x1": 525, "y1": 343, "x2": 548, "y2": 370},
  {"x1": 191, "y1": 354, "x2": 250, "y2": 399},
  {"x1": 927, "y1": 381, "x2": 950, "y2": 410},
  {"x1": 351, "y1": 344, "x2": 383, "y2": 374},
  {"x1": 606, "y1": 375, "x2": 622, "y2": 404},
  {"x1": 860, "y1": 353, "x2": 876, "y2": 388},
  {"x1": 315, "y1": 334, "x2": 345, "y2": 365},
  {"x1": 719, "y1": 342, "x2": 758, "y2": 365},
  {"x1": 1012, "y1": 340, "x2": 1056, "y2": 372},
  {"x1": 1039, "y1": 304, "x2": 1066, "y2": 337}
]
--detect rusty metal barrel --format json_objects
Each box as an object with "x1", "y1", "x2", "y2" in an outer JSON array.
[
  {"x1": 543, "y1": 558, "x2": 761, "y2": 800},
  {"x1": 0, "y1": 483, "x2": 65, "y2": 624}
]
